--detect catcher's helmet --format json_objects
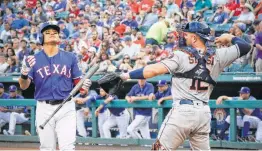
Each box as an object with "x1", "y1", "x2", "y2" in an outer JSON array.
[
  {"x1": 179, "y1": 21, "x2": 212, "y2": 41},
  {"x1": 39, "y1": 21, "x2": 60, "y2": 45}
]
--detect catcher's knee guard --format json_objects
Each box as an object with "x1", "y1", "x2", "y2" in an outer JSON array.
[{"x1": 152, "y1": 139, "x2": 167, "y2": 150}]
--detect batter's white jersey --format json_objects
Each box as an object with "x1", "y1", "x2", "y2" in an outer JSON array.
[{"x1": 161, "y1": 45, "x2": 240, "y2": 103}]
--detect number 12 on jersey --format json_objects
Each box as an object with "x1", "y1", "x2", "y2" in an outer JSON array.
[{"x1": 190, "y1": 79, "x2": 208, "y2": 91}]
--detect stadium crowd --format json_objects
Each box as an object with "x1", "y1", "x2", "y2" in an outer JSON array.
[
  {"x1": 0, "y1": 0, "x2": 261, "y2": 73},
  {"x1": 0, "y1": 0, "x2": 262, "y2": 144}
]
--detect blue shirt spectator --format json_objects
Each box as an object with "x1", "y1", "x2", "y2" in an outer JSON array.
[
  {"x1": 53, "y1": 0, "x2": 67, "y2": 12},
  {"x1": 122, "y1": 12, "x2": 138, "y2": 29},
  {"x1": 11, "y1": 11, "x2": 29, "y2": 30}
]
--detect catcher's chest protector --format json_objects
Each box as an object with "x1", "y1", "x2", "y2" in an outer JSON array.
[{"x1": 172, "y1": 46, "x2": 217, "y2": 86}]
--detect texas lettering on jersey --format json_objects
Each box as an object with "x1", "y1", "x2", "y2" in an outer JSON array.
[{"x1": 36, "y1": 64, "x2": 71, "y2": 78}]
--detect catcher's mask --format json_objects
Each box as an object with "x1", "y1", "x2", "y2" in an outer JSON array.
[
  {"x1": 97, "y1": 72, "x2": 123, "y2": 95},
  {"x1": 176, "y1": 21, "x2": 213, "y2": 47}
]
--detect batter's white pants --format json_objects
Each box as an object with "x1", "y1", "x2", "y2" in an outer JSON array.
[
  {"x1": 76, "y1": 108, "x2": 91, "y2": 137},
  {"x1": 98, "y1": 109, "x2": 110, "y2": 138},
  {"x1": 103, "y1": 109, "x2": 130, "y2": 138},
  {"x1": 127, "y1": 114, "x2": 151, "y2": 139},
  {"x1": 36, "y1": 101, "x2": 76, "y2": 151},
  {"x1": 7, "y1": 112, "x2": 29, "y2": 135},
  {"x1": 156, "y1": 101, "x2": 211, "y2": 150}
]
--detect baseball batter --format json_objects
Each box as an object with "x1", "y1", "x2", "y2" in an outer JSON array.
[
  {"x1": 121, "y1": 21, "x2": 252, "y2": 150},
  {"x1": 18, "y1": 21, "x2": 92, "y2": 150}
]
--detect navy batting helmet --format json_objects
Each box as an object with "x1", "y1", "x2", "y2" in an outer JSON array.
[
  {"x1": 39, "y1": 21, "x2": 60, "y2": 45},
  {"x1": 178, "y1": 21, "x2": 212, "y2": 41}
]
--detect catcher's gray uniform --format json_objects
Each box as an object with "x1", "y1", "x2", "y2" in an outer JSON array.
[{"x1": 156, "y1": 45, "x2": 241, "y2": 150}]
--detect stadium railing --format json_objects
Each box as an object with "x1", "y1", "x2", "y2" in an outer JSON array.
[{"x1": 0, "y1": 99, "x2": 262, "y2": 149}]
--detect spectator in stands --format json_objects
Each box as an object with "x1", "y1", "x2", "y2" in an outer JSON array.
[
  {"x1": 254, "y1": 1, "x2": 262, "y2": 19},
  {"x1": 11, "y1": 11, "x2": 29, "y2": 33},
  {"x1": 18, "y1": 39, "x2": 31, "y2": 64},
  {"x1": 216, "y1": 87, "x2": 261, "y2": 142},
  {"x1": 0, "y1": 54, "x2": 8, "y2": 74},
  {"x1": 74, "y1": 88, "x2": 97, "y2": 138},
  {"x1": 225, "y1": 0, "x2": 241, "y2": 20},
  {"x1": 166, "y1": 0, "x2": 180, "y2": 18},
  {"x1": 95, "y1": 92, "x2": 130, "y2": 139},
  {"x1": 145, "y1": 20, "x2": 170, "y2": 45},
  {"x1": 181, "y1": 3, "x2": 194, "y2": 22},
  {"x1": 133, "y1": 53, "x2": 147, "y2": 69},
  {"x1": 122, "y1": 11, "x2": 139, "y2": 29},
  {"x1": 53, "y1": 0, "x2": 67, "y2": 13},
  {"x1": 195, "y1": 0, "x2": 212, "y2": 15},
  {"x1": 153, "y1": 45, "x2": 169, "y2": 62},
  {"x1": 6, "y1": 48, "x2": 16, "y2": 58},
  {"x1": 133, "y1": 31, "x2": 146, "y2": 48},
  {"x1": 119, "y1": 54, "x2": 133, "y2": 72},
  {"x1": 164, "y1": 32, "x2": 176, "y2": 53},
  {"x1": 97, "y1": 53, "x2": 115, "y2": 73},
  {"x1": 4, "y1": 57, "x2": 17, "y2": 73},
  {"x1": 125, "y1": 72, "x2": 154, "y2": 139},
  {"x1": 139, "y1": 5, "x2": 158, "y2": 29},
  {"x1": 58, "y1": 21, "x2": 70, "y2": 40},
  {"x1": 249, "y1": 0, "x2": 258, "y2": 9},
  {"x1": 2, "y1": 85, "x2": 29, "y2": 136},
  {"x1": 29, "y1": 40, "x2": 40, "y2": 55},
  {"x1": 0, "y1": 23, "x2": 11, "y2": 44},
  {"x1": 110, "y1": 36, "x2": 140, "y2": 64},
  {"x1": 230, "y1": 23, "x2": 253, "y2": 71},
  {"x1": 12, "y1": 38, "x2": 20, "y2": 54},
  {"x1": 209, "y1": 5, "x2": 229, "y2": 25},
  {"x1": 254, "y1": 21, "x2": 262, "y2": 73},
  {"x1": 86, "y1": 47, "x2": 98, "y2": 70},
  {"x1": 149, "y1": 80, "x2": 172, "y2": 106},
  {"x1": 235, "y1": 3, "x2": 255, "y2": 26}
]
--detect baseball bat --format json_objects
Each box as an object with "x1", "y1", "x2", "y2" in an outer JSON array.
[{"x1": 39, "y1": 64, "x2": 99, "y2": 129}]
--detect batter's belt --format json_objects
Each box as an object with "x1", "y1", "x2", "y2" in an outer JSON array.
[{"x1": 40, "y1": 100, "x2": 64, "y2": 105}]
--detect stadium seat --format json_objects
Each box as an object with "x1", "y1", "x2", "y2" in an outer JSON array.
[
  {"x1": 229, "y1": 16, "x2": 238, "y2": 23},
  {"x1": 217, "y1": 24, "x2": 232, "y2": 31},
  {"x1": 203, "y1": 10, "x2": 214, "y2": 17}
]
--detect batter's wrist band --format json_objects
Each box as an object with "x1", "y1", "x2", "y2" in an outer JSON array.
[
  {"x1": 129, "y1": 67, "x2": 145, "y2": 79},
  {"x1": 21, "y1": 74, "x2": 28, "y2": 80}
]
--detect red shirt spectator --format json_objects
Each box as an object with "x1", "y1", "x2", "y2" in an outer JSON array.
[
  {"x1": 114, "y1": 18, "x2": 127, "y2": 37},
  {"x1": 225, "y1": 1, "x2": 241, "y2": 16},
  {"x1": 26, "y1": 0, "x2": 37, "y2": 8},
  {"x1": 128, "y1": 0, "x2": 140, "y2": 14},
  {"x1": 139, "y1": 0, "x2": 155, "y2": 12},
  {"x1": 69, "y1": 4, "x2": 80, "y2": 17},
  {"x1": 134, "y1": 33, "x2": 145, "y2": 48}
]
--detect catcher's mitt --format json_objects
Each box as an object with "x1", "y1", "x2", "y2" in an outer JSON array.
[{"x1": 97, "y1": 72, "x2": 124, "y2": 94}]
